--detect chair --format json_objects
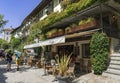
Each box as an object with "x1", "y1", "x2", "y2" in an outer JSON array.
[
  {"x1": 79, "y1": 58, "x2": 83, "y2": 72},
  {"x1": 83, "y1": 59, "x2": 91, "y2": 73},
  {"x1": 36, "y1": 60, "x2": 41, "y2": 68},
  {"x1": 67, "y1": 63, "x2": 75, "y2": 77},
  {"x1": 76, "y1": 58, "x2": 83, "y2": 72}
]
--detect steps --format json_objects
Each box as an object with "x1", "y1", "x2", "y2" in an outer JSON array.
[{"x1": 103, "y1": 53, "x2": 120, "y2": 79}]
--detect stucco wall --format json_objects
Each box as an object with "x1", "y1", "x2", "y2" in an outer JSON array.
[
  {"x1": 54, "y1": 4, "x2": 61, "y2": 12},
  {"x1": 110, "y1": 38, "x2": 119, "y2": 53},
  {"x1": 53, "y1": 0, "x2": 62, "y2": 12},
  {"x1": 117, "y1": 16, "x2": 120, "y2": 38}
]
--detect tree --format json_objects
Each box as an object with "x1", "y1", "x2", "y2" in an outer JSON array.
[
  {"x1": 0, "y1": 38, "x2": 9, "y2": 49},
  {"x1": 0, "y1": 15, "x2": 8, "y2": 28},
  {"x1": 10, "y1": 36, "x2": 21, "y2": 50}
]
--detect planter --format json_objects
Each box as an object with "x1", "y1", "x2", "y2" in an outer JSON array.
[
  {"x1": 66, "y1": 29, "x2": 71, "y2": 34},
  {"x1": 75, "y1": 20, "x2": 96, "y2": 32},
  {"x1": 46, "y1": 34, "x2": 52, "y2": 38},
  {"x1": 57, "y1": 31, "x2": 64, "y2": 36},
  {"x1": 56, "y1": 76, "x2": 70, "y2": 83},
  {"x1": 85, "y1": 20, "x2": 96, "y2": 29},
  {"x1": 52, "y1": 32, "x2": 58, "y2": 37},
  {"x1": 65, "y1": 28, "x2": 75, "y2": 34}
]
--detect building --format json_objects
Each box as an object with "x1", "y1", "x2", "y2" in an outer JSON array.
[
  {"x1": 11, "y1": 0, "x2": 120, "y2": 78},
  {"x1": 2, "y1": 28, "x2": 13, "y2": 42}
]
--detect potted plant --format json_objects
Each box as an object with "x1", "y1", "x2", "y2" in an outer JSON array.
[
  {"x1": 57, "y1": 29, "x2": 64, "y2": 36},
  {"x1": 70, "y1": 23, "x2": 78, "y2": 32},
  {"x1": 46, "y1": 31, "x2": 52, "y2": 38},
  {"x1": 55, "y1": 54, "x2": 72, "y2": 82},
  {"x1": 76, "y1": 20, "x2": 86, "y2": 31},
  {"x1": 51, "y1": 29, "x2": 57, "y2": 37},
  {"x1": 85, "y1": 17, "x2": 96, "y2": 29},
  {"x1": 65, "y1": 27, "x2": 72, "y2": 34}
]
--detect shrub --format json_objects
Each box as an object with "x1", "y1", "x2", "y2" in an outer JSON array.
[
  {"x1": 55, "y1": 54, "x2": 72, "y2": 76},
  {"x1": 90, "y1": 32, "x2": 109, "y2": 75},
  {"x1": 61, "y1": 0, "x2": 72, "y2": 9}
]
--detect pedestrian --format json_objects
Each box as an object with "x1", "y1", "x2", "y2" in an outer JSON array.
[
  {"x1": 23, "y1": 49, "x2": 27, "y2": 65},
  {"x1": 15, "y1": 50, "x2": 21, "y2": 71},
  {"x1": 6, "y1": 49, "x2": 13, "y2": 71}
]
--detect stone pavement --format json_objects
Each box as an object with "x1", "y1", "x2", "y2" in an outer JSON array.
[
  {"x1": 0, "y1": 59, "x2": 59, "y2": 83},
  {"x1": 73, "y1": 73, "x2": 120, "y2": 83},
  {"x1": 0, "y1": 59, "x2": 120, "y2": 83}
]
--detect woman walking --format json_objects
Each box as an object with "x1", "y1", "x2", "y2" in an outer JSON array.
[
  {"x1": 6, "y1": 50, "x2": 13, "y2": 71},
  {"x1": 15, "y1": 51, "x2": 21, "y2": 71}
]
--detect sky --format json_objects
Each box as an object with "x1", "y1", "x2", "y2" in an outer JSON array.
[{"x1": 0, "y1": 0, "x2": 41, "y2": 29}]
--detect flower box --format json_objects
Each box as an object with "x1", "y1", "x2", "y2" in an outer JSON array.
[
  {"x1": 75, "y1": 19, "x2": 96, "y2": 32},
  {"x1": 57, "y1": 30, "x2": 64, "y2": 36}
]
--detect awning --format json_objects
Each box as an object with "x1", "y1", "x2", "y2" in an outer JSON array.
[{"x1": 24, "y1": 36, "x2": 65, "y2": 49}]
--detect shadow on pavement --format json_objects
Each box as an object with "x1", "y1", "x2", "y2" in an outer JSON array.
[
  {"x1": 0, "y1": 66, "x2": 8, "y2": 83},
  {"x1": 0, "y1": 59, "x2": 31, "y2": 83}
]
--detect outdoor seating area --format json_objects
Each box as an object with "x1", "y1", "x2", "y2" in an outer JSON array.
[{"x1": 26, "y1": 54, "x2": 91, "y2": 78}]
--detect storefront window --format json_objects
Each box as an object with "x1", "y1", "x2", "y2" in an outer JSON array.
[
  {"x1": 57, "y1": 45, "x2": 74, "y2": 56},
  {"x1": 82, "y1": 43, "x2": 90, "y2": 58}
]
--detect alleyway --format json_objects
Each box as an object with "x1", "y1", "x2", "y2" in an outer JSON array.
[{"x1": 0, "y1": 59, "x2": 58, "y2": 83}]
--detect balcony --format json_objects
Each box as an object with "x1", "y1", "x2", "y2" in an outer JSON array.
[{"x1": 65, "y1": 17, "x2": 97, "y2": 34}]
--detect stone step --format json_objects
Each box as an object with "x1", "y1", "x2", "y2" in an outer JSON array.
[
  {"x1": 103, "y1": 71, "x2": 120, "y2": 80},
  {"x1": 109, "y1": 64, "x2": 120, "y2": 69},
  {"x1": 103, "y1": 52, "x2": 120, "y2": 79},
  {"x1": 110, "y1": 62, "x2": 120, "y2": 65},
  {"x1": 111, "y1": 58, "x2": 120, "y2": 61},
  {"x1": 108, "y1": 66, "x2": 120, "y2": 71},
  {"x1": 107, "y1": 68, "x2": 120, "y2": 74},
  {"x1": 111, "y1": 53, "x2": 120, "y2": 56},
  {"x1": 111, "y1": 56, "x2": 120, "y2": 60},
  {"x1": 110, "y1": 60, "x2": 120, "y2": 64}
]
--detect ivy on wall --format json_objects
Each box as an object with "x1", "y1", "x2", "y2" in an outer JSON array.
[{"x1": 27, "y1": 0, "x2": 116, "y2": 42}]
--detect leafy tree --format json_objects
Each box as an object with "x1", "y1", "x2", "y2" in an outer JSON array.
[
  {"x1": 0, "y1": 38, "x2": 9, "y2": 49},
  {"x1": 10, "y1": 36, "x2": 21, "y2": 50},
  {"x1": 2, "y1": 42, "x2": 10, "y2": 49},
  {"x1": 0, "y1": 15, "x2": 8, "y2": 28}
]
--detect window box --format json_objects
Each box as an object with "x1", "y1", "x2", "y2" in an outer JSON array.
[
  {"x1": 75, "y1": 19, "x2": 96, "y2": 32},
  {"x1": 57, "y1": 30, "x2": 64, "y2": 36}
]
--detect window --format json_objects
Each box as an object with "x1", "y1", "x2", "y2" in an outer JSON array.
[
  {"x1": 6, "y1": 32, "x2": 9, "y2": 35},
  {"x1": 82, "y1": 43, "x2": 90, "y2": 58},
  {"x1": 38, "y1": 11, "x2": 43, "y2": 19},
  {"x1": 54, "y1": 0, "x2": 59, "y2": 7},
  {"x1": 6, "y1": 37, "x2": 8, "y2": 41}
]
